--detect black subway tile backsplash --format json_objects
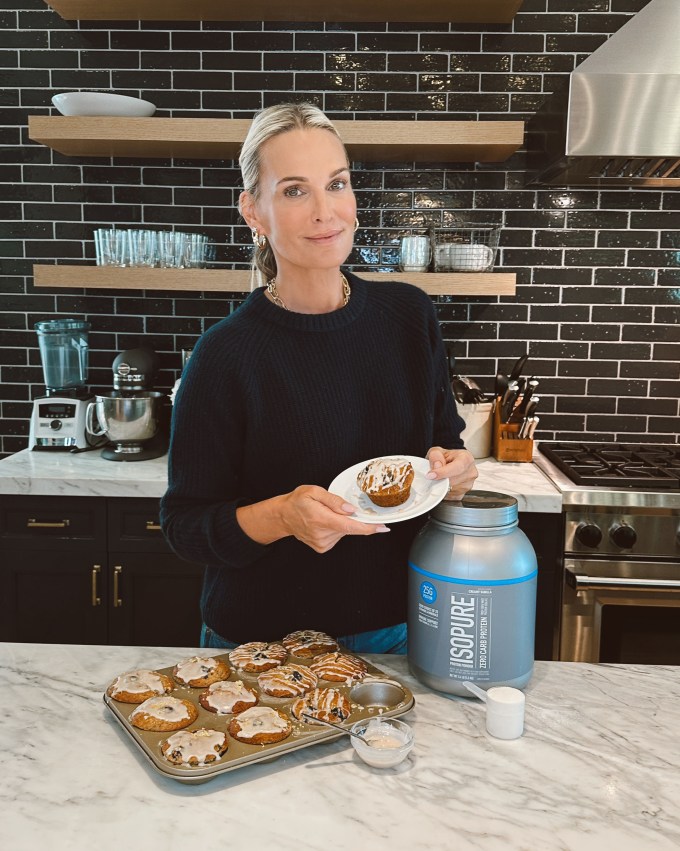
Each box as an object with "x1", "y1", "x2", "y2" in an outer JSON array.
[{"x1": 0, "y1": 2, "x2": 678, "y2": 454}]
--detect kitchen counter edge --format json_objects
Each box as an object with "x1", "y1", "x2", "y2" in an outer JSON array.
[{"x1": 0, "y1": 448, "x2": 563, "y2": 512}]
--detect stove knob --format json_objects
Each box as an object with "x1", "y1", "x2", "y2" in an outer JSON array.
[
  {"x1": 610, "y1": 523, "x2": 637, "y2": 550},
  {"x1": 575, "y1": 522, "x2": 602, "y2": 548}
]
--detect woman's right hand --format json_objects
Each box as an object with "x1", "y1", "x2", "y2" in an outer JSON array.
[
  {"x1": 279, "y1": 485, "x2": 389, "y2": 553},
  {"x1": 236, "y1": 485, "x2": 389, "y2": 553}
]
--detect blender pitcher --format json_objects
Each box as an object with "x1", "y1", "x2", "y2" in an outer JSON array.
[{"x1": 35, "y1": 319, "x2": 90, "y2": 392}]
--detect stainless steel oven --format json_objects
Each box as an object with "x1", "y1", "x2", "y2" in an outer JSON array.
[{"x1": 535, "y1": 443, "x2": 680, "y2": 665}]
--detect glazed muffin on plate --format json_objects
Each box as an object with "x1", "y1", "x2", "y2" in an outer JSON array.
[{"x1": 357, "y1": 457, "x2": 415, "y2": 507}]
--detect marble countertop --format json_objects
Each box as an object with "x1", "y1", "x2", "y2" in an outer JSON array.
[
  {"x1": 0, "y1": 449, "x2": 562, "y2": 511},
  {"x1": 2, "y1": 643, "x2": 679, "y2": 851}
]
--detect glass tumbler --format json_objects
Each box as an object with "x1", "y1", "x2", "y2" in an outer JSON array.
[
  {"x1": 399, "y1": 235, "x2": 431, "y2": 272},
  {"x1": 128, "y1": 229, "x2": 158, "y2": 267},
  {"x1": 94, "y1": 228, "x2": 128, "y2": 267}
]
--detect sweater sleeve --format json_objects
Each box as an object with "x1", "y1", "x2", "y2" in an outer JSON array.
[
  {"x1": 160, "y1": 329, "x2": 268, "y2": 570},
  {"x1": 424, "y1": 292, "x2": 466, "y2": 450}
]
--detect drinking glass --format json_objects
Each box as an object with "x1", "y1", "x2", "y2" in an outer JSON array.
[
  {"x1": 128, "y1": 229, "x2": 157, "y2": 267},
  {"x1": 94, "y1": 228, "x2": 128, "y2": 267},
  {"x1": 399, "y1": 235, "x2": 431, "y2": 272}
]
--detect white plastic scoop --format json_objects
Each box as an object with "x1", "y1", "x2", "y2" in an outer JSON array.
[{"x1": 462, "y1": 680, "x2": 525, "y2": 740}]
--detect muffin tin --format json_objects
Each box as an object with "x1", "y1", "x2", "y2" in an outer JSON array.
[{"x1": 103, "y1": 648, "x2": 414, "y2": 784}]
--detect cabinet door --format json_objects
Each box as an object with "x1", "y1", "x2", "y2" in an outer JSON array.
[
  {"x1": 107, "y1": 552, "x2": 204, "y2": 647},
  {"x1": 518, "y1": 512, "x2": 564, "y2": 661},
  {"x1": 0, "y1": 548, "x2": 108, "y2": 644}
]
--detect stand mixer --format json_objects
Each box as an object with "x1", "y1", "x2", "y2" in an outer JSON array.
[{"x1": 86, "y1": 347, "x2": 168, "y2": 461}]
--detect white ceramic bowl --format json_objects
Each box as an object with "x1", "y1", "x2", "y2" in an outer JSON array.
[
  {"x1": 350, "y1": 717, "x2": 414, "y2": 768},
  {"x1": 52, "y1": 92, "x2": 156, "y2": 117}
]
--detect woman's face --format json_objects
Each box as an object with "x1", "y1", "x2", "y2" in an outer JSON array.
[{"x1": 242, "y1": 127, "x2": 356, "y2": 277}]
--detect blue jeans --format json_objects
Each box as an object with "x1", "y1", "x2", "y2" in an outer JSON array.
[{"x1": 200, "y1": 622, "x2": 407, "y2": 655}]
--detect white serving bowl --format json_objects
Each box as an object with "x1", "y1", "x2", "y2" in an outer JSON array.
[
  {"x1": 350, "y1": 717, "x2": 414, "y2": 768},
  {"x1": 52, "y1": 92, "x2": 156, "y2": 117}
]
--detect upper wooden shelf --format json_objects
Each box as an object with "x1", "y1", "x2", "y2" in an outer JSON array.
[
  {"x1": 32, "y1": 265, "x2": 516, "y2": 297},
  {"x1": 28, "y1": 117, "x2": 524, "y2": 163},
  {"x1": 42, "y1": 0, "x2": 524, "y2": 23}
]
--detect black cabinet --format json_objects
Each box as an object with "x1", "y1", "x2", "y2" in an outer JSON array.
[
  {"x1": 107, "y1": 498, "x2": 204, "y2": 646},
  {"x1": 0, "y1": 495, "x2": 203, "y2": 647}
]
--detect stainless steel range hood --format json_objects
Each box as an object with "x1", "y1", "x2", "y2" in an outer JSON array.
[{"x1": 527, "y1": 0, "x2": 680, "y2": 188}]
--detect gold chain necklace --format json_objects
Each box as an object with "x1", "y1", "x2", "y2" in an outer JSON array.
[{"x1": 266, "y1": 273, "x2": 351, "y2": 311}]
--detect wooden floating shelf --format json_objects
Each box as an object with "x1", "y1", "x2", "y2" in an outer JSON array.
[
  {"x1": 33, "y1": 265, "x2": 516, "y2": 297},
  {"x1": 42, "y1": 0, "x2": 524, "y2": 24},
  {"x1": 28, "y1": 117, "x2": 524, "y2": 163}
]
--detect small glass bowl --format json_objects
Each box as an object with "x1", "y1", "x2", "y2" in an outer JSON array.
[{"x1": 350, "y1": 717, "x2": 414, "y2": 768}]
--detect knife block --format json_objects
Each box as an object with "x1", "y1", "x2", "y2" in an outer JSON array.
[{"x1": 492, "y1": 403, "x2": 534, "y2": 462}]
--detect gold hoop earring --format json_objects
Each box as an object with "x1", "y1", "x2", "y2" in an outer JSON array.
[
  {"x1": 252, "y1": 229, "x2": 267, "y2": 248},
  {"x1": 354, "y1": 218, "x2": 360, "y2": 233}
]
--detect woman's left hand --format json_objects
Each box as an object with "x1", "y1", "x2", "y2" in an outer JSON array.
[{"x1": 425, "y1": 447, "x2": 478, "y2": 500}]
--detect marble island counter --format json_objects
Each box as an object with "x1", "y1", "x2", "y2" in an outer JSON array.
[
  {"x1": 2, "y1": 643, "x2": 679, "y2": 851},
  {"x1": 0, "y1": 448, "x2": 562, "y2": 511}
]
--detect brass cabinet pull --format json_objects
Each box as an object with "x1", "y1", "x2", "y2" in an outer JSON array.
[
  {"x1": 113, "y1": 565, "x2": 123, "y2": 608},
  {"x1": 27, "y1": 518, "x2": 70, "y2": 529},
  {"x1": 91, "y1": 565, "x2": 101, "y2": 607},
  {"x1": 145, "y1": 520, "x2": 162, "y2": 532}
]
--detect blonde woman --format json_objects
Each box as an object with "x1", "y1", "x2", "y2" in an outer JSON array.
[{"x1": 161, "y1": 102, "x2": 477, "y2": 653}]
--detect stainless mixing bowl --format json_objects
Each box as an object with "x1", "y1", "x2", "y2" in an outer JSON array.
[{"x1": 86, "y1": 391, "x2": 164, "y2": 453}]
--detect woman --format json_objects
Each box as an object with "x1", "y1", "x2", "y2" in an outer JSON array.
[{"x1": 160, "y1": 102, "x2": 477, "y2": 653}]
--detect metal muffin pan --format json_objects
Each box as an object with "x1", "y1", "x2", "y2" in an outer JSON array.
[{"x1": 103, "y1": 648, "x2": 415, "y2": 783}]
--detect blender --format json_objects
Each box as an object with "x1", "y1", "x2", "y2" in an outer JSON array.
[{"x1": 29, "y1": 319, "x2": 94, "y2": 450}]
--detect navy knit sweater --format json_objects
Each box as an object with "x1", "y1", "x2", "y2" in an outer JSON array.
[{"x1": 160, "y1": 273, "x2": 464, "y2": 642}]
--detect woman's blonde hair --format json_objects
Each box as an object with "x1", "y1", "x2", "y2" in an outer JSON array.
[{"x1": 238, "y1": 102, "x2": 349, "y2": 283}]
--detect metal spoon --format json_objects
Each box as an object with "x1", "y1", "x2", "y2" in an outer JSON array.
[{"x1": 301, "y1": 713, "x2": 373, "y2": 745}]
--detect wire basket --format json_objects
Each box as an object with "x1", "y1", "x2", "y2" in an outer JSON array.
[{"x1": 431, "y1": 225, "x2": 500, "y2": 272}]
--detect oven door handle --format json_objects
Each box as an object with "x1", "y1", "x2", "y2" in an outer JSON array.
[{"x1": 566, "y1": 569, "x2": 680, "y2": 590}]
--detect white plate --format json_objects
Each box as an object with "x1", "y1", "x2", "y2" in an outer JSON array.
[
  {"x1": 328, "y1": 455, "x2": 448, "y2": 524},
  {"x1": 52, "y1": 92, "x2": 156, "y2": 117}
]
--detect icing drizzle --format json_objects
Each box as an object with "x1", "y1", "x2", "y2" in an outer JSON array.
[
  {"x1": 229, "y1": 642, "x2": 287, "y2": 671},
  {"x1": 258, "y1": 663, "x2": 318, "y2": 697},
  {"x1": 203, "y1": 680, "x2": 257, "y2": 714},
  {"x1": 292, "y1": 687, "x2": 351, "y2": 723},
  {"x1": 174, "y1": 656, "x2": 224, "y2": 683},
  {"x1": 110, "y1": 669, "x2": 168, "y2": 696},
  {"x1": 233, "y1": 707, "x2": 290, "y2": 738},
  {"x1": 131, "y1": 696, "x2": 191, "y2": 722},
  {"x1": 163, "y1": 729, "x2": 227, "y2": 765},
  {"x1": 310, "y1": 652, "x2": 368, "y2": 684},
  {"x1": 357, "y1": 457, "x2": 414, "y2": 494}
]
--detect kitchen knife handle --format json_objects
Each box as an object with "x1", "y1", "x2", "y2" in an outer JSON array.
[
  {"x1": 113, "y1": 565, "x2": 123, "y2": 608},
  {"x1": 91, "y1": 565, "x2": 101, "y2": 607}
]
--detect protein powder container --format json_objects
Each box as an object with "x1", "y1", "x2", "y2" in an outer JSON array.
[{"x1": 408, "y1": 491, "x2": 537, "y2": 696}]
